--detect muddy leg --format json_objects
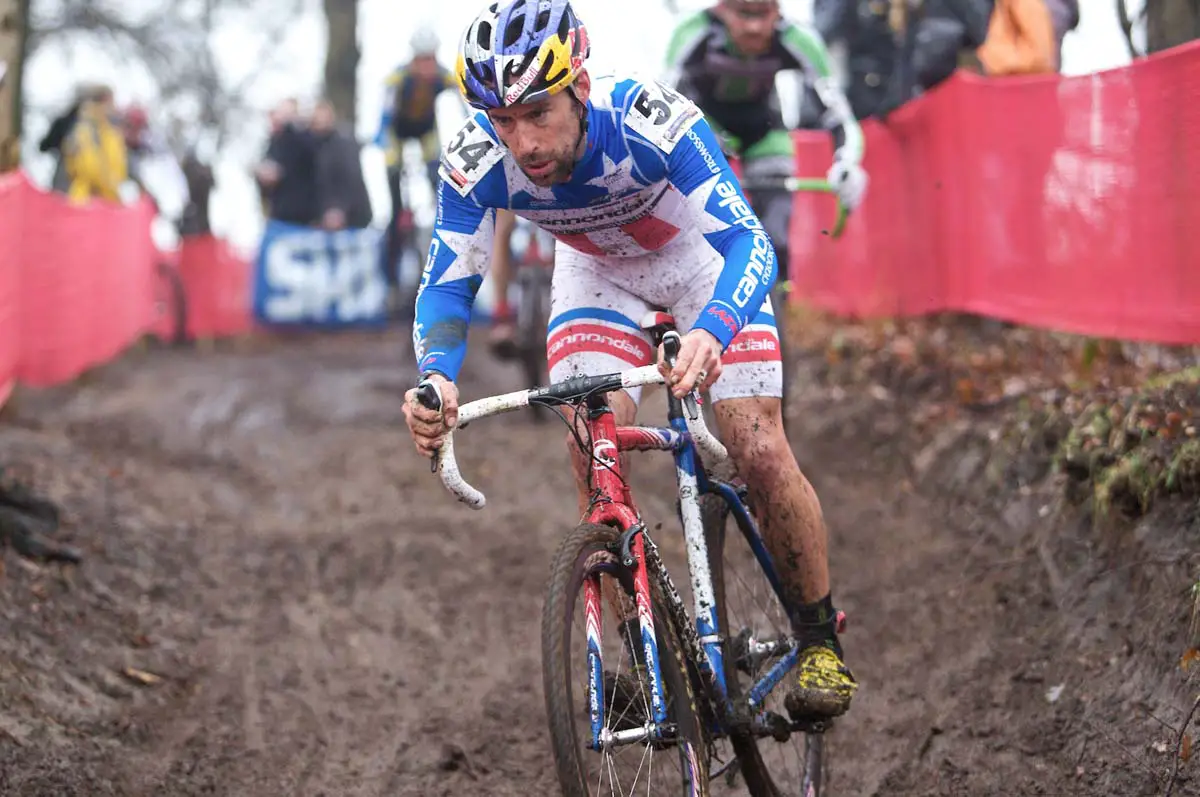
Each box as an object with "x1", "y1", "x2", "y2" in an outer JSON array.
[{"x1": 713, "y1": 396, "x2": 831, "y2": 614}]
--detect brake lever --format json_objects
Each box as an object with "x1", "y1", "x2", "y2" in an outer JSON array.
[
  {"x1": 415, "y1": 379, "x2": 444, "y2": 474},
  {"x1": 660, "y1": 331, "x2": 702, "y2": 420}
]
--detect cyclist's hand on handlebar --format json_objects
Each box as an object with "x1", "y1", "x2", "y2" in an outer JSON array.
[
  {"x1": 403, "y1": 374, "x2": 460, "y2": 458},
  {"x1": 659, "y1": 329, "x2": 722, "y2": 399}
]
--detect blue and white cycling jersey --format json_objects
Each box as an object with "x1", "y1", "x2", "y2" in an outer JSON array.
[{"x1": 413, "y1": 74, "x2": 777, "y2": 381}]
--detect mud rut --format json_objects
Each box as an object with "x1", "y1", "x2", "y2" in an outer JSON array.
[{"x1": 0, "y1": 330, "x2": 1172, "y2": 796}]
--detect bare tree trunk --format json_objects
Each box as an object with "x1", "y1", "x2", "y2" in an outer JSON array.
[
  {"x1": 322, "y1": 0, "x2": 358, "y2": 129},
  {"x1": 1145, "y1": 0, "x2": 1200, "y2": 54},
  {"x1": 0, "y1": 0, "x2": 29, "y2": 172}
]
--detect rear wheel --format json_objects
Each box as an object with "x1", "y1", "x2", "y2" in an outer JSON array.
[
  {"x1": 701, "y1": 494, "x2": 827, "y2": 797},
  {"x1": 542, "y1": 523, "x2": 710, "y2": 796}
]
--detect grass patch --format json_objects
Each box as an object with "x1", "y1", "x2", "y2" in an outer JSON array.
[{"x1": 1044, "y1": 382, "x2": 1200, "y2": 521}]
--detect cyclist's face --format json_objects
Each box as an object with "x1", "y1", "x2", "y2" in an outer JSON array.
[
  {"x1": 719, "y1": 0, "x2": 779, "y2": 56},
  {"x1": 488, "y1": 71, "x2": 591, "y2": 187},
  {"x1": 412, "y1": 54, "x2": 439, "y2": 80}
]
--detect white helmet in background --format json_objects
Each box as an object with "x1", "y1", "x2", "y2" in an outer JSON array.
[{"x1": 411, "y1": 27, "x2": 440, "y2": 57}]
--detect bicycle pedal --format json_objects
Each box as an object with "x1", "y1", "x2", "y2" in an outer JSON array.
[
  {"x1": 787, "y1": 714, "x2": 833, "y2": 735},
  {"x1": 764, "y1": 711, "x2": 792, "y2": 742}
]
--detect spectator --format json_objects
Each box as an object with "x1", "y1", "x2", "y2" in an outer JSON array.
[
  {"x1": 311, "y1": 99, "x2": 373, "y2": 230},
  {"x1": 179, "y1": 146, "x2": 215, "y2": 237},
  {"x1": 977, "y1": 0, "x2": 1056, "y2": 75},
  {"x1": 117, "y1": 103, "x2": 188, "y2": 213},
  {"x1": 817, "y1": 0, "x2": 992, "y2": 119},
  {"x1": 1044, "y1": 0, "x2": 1080, "y2": 70},
  {"x1": 39, "y1": 83, "x2": 96, "y2": 194},
  {"x1": 121, "y1": 104, "x2": 153, "y2": 194},
  {"x1": 815, "y1": 0, "x2": 898, "y2": 119},
  {"x1": 61, "y1": 84, "x2": 128, "y2": 203},
  {"x1": 255, "y1": 98, "x2": 320, "y2": 226}
]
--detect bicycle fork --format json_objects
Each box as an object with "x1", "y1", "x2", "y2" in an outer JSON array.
[{"x1": 584, "y1": 529, "x2": 674, "y2": 751}]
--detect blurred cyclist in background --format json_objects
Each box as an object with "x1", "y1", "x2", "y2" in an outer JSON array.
[
  {"x1": 665, "y1": 0, "x2": 867, "y2": 290},
  {"x1": 375, "y1": 27, "x2": 460, "y2": 311}
]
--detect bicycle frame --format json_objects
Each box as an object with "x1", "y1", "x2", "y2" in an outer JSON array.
[{"x1": 573, "y1": 383, "x2": 803, "y2": 750}]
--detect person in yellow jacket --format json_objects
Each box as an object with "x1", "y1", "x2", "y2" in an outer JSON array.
[
  {"x1": 977, "y1": 0, "x2": 1057, "y2": 75},
  {"x1": 63, "y1": 85, "x2": 129, "y2": 203}
]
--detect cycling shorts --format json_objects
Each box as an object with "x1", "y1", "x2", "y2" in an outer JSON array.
[{"x1": 546, "y1": 230, "x2": 782, "y2": 406}]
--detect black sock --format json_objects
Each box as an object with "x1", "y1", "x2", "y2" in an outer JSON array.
[{"x1": 789, "y1": 594, "x2": 842, "y2": 654}]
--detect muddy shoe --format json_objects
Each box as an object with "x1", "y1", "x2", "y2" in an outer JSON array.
[{"x1": 784, "y1": 646, "x2": 857, "y2": 720}]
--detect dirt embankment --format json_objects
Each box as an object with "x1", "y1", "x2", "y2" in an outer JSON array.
[
  {"x1": 788, "y1": 312, "x2": 1200, "y2": 796},
  {"x1": 0, "y1": 320, "x2": 1195, "y2": 796}
]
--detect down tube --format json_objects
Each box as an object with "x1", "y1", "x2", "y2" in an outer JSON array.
[{"x1": 671, "y1": 415, "x2": 728, "y2": 695}]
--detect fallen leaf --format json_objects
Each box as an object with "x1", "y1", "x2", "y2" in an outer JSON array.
[
  {"x1": 956, "y1": 378, "x2": 977, "y2": 404},
  {"x1": 121, "y1": 667, "x2": 162, "y2": 686},
  {"x1": 1183, "y1": 734, "x2": 1193, "y2": 763},
  {"x1": 1181, "y1": 648, "x2": 1199, "y2": 672}
]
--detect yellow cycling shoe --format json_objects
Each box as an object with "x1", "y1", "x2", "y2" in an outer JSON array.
[{"x1": 784, "y1": 645, "x2": 858, "y2": 720}]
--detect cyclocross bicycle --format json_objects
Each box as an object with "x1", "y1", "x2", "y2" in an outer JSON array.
[{"x1": 417, "y1": 317, "x2": 847, "y2": 796}]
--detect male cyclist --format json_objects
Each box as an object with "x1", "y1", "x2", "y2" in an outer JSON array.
[
  {"x1": 665, "y1": 0, "x2": 867, "y2": 292},
  {"x1": 375, "y1": 27, "x2": 459, "y2": 308},
  {"x1": 403, "y1": 0, "x2": 858, "y2": 720}
]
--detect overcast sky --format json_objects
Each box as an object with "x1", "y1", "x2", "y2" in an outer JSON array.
[{"x1": 22, "y1": 0, "x2": 1140, "y2": 252}]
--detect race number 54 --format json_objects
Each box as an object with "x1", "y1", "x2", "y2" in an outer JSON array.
[
  {"x1": 633, "y1": 83, "x2": 684, "y2": 125},
  {"x1": 447, "y1": 120, "x2": 495, "y2": 173}
]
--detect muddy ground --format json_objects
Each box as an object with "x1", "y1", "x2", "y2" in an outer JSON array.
[{"x1": 0, "y1": 327, "x2": 1196, "y2": 796}]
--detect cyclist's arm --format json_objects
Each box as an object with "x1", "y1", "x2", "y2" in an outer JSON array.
[
  {"x1": 413, "y1": 116, "x2": 507, "y2": 380},
  {"x1": 779, "y1": 24, "x2": 864, "y2": 164},
  {"x1": 623, "y1": 82, "x2": 776, "y2": 350},
  {"x1": 413, "y1": 186, "x2": 497, "y2": 380}
]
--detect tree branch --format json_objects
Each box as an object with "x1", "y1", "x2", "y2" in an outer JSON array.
[{"x1": 1164, "y1": 694, "x2": 1200, "y2": 797}]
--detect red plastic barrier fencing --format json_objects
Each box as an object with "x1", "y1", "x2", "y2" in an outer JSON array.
[
  {"x1": 0, "y1": 173, "x2": 249, "y2": 402},
  {"x1": 0, "y1": 173, "x2": 22, "y2": 405},
  {"x1": 10, "y1": 173, "x2": 157, "y2": 386},
  {"x1": 178, "y1": 235, "x2": 253, "y2": 338},
  {"x1": 789, "y1": 42, "x2": 1200, "y2": 345}
]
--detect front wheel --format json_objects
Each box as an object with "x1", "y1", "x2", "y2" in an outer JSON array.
[
  {"x1": 702, "y1": 494, "x2": 827, "y2": 797},
  {"x1": 542, "y1": 523, "x2": 710, "y2": 796}
]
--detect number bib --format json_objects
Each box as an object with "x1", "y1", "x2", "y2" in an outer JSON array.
[
  {"x1": 624, "y1": 80, "x2": 704, "y2": 155},
  {"x1": 440, "y1": 118, "x2": 506, "y2": 197}
]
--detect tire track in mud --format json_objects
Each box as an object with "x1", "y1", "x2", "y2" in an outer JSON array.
[{"x1": 0, "y1": 331, "x2": 1161, "y2": 796}]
